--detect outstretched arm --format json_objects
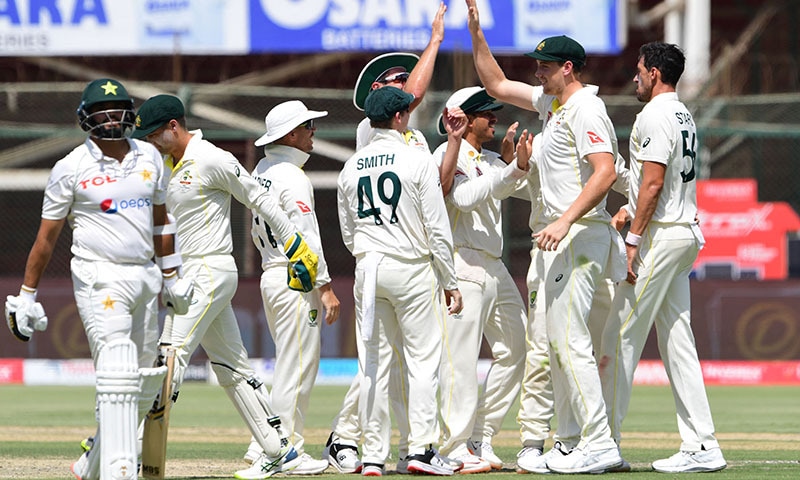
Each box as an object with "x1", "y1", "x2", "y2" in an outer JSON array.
[
  {"x1": 466, "y1": 0, "x2": 537, "y2": 111},
  {"x1": 438, "y1": 106, "x2": 468, "y2": 197},
  {"x1": 406, "y1": 2, "x2": 446, "y2": 111}
]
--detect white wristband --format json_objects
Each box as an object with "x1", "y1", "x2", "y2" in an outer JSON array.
[
  {"x1": 153, "y1": 222, "x2": 177, "y2": 236},
  {"x1": 625, "y1": 232, "x2": 641, "y2": 246},
  {"x1": 20, "y1": 285, "x2": 37, "y2": 302}
]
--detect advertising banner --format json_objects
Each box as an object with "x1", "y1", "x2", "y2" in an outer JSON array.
[
  {"x1": 0, "y1": 0, "x2": 248, "y2": 56},
  {"x1": 249, "y1": 0, "x2": 626, "y2": 54},
  {"x1": 0, "y1": 0, "x2": 624, "y2": 56}
]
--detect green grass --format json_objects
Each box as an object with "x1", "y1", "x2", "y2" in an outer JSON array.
[{"x1": 1, "y1": 384, "x2": 798, "y2": 479}]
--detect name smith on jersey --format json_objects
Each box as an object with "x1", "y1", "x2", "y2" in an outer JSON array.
[{"x1": 357, "y1": 153, "x2": 395, "y2": 170}]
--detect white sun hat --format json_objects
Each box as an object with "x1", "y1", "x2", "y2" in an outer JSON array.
[{"x1": 254, "y1": 100, "x2": 328, "y2": 146}]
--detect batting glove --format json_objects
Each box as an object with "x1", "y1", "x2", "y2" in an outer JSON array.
[
  {"x1": 5, "y1": 287, "x2": 48, "y2": 342},
  {"x1": 284, "y1": 233, "x2": 318, "y2": 293},
  {"x1": 161, "y1": 271, "x2": 194, "y2": 315}
]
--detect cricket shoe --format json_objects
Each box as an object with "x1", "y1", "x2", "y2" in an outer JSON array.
[
  {"x1": 243, "y1": 439, "x2": 263, "y2": 465},
  {"x1": 324, "y1": 432, "x2": 362, "y2": 473},
  {"x1": 546, "y1": 444, "x2": 623, "y2": 474},
  {"x1": 234, "y1": 445, "x2": 300, "y2": 479},
  {"x1": 406, "y1": 447, "x2": 455, "y2": 476},
  {"x1": 71, "y1": 452, "x2": 89, "y2": 480},
  {"x1": 286, "y1": 453, "x2": 329, "y2": 475},
  {"x1": 396, "y1": 457, "x2": 410, "y2": 475},
  {"x1": 362, "y1": 463, "x2": 385, "y2": 476},
  {"x1": 651, "y1": 447, "x2": 727, "y2": 473},
  {"x1": 451, "y1": 453, "x2": 491, "y2": 474},
  {"x1": 467, "y1": 439, "x2": 502, "y2": 469},
  {"x1": 516, "y1": 442, "x2": 568, "y2": 474}
]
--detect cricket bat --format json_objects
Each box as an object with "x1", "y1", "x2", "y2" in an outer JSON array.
[{"x1": 141, "y1": 346, "x2": 176, "y2": 480}]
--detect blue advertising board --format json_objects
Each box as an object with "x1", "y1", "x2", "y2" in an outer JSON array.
[{"x1": 249, "y1": 0, "x2": 625, "y2": 55}]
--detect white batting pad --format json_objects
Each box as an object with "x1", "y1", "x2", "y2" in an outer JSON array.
[
  {"x1": 97, "y1": 338, "x2": 140, "y2": 480},
  {"x1": 212, "y1": 363, "x2": 282, "y2": 457}
]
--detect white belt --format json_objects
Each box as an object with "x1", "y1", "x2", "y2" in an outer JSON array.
[{"x1": 359, "y1": 252, "x2": 384, "y2": 342}]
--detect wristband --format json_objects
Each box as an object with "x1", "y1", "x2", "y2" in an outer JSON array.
[
  {"x1": 19, "y1": 285, "x2": 37, "y2": 302},
  {"x1": 625, "y1": 232, "x2": 641, "y2": 246},
  {"x1": 162, "y1": 270, "x2": 178, "y2": 288},
  {"x1": 156, "y1": 252, "x2": 183, "y2": 270}
]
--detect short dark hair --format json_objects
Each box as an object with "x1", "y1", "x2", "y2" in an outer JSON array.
[{"x1": 639, "y1": 42, "x2": 685, "y2": 86}]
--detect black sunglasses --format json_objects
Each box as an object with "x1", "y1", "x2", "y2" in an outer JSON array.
[{"x1": 299, "y1": 119, "x2": 315, "y2": 130}]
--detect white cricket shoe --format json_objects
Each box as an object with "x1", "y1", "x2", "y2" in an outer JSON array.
[
  {"x1": 243, "y1": 439, "x2": 263, "y2": 465},
  {"x1": 467, "y1": 439, "x2": 502, "y2": 469},
  {"x1": 71, "y1": 452, "x2": 89, "y2": 480},
  {"x1": 652, "y1": 448, "x2": 727, "y2": 473},
  {"x1": 515, "y1": 442, "x2": 568, "y2": 474},
  {"x1": 406, "y1": 447, "x2": 455, "y2": 475},
  {"x1": 546, "y1": 444, "x2": 623, "y2": 474},
  {"x1": 451, "y1": 453, "x2": 491, "y2": 474},
  {"x1": 324, "y1": 432, "x2": 362, "y2": 473},
  {"x1": 234, "y1": 446, "x2": 301, "y2": 479},
  {"x1": 286, "y1": 453, "x2": 329, "y2": 475},
  {"x1": 362, "y1": 463, "x2": 385, "y2": 476}
]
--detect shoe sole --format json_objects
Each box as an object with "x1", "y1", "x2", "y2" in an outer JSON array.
[
  {"x1": 458, "y1": 464, "x2": 492, "y2": 474},
  {"x1": 653, "y1": 463, "x2": 727, "y2": 473},
  {"x1": 548, "y1": 459, "x2": 624, "y2": 474},
  {"x1": 407, "y1": 462, "x2": 454, "y2": 476}
]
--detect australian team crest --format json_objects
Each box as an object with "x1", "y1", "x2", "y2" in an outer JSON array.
[{"x1": 308, "y1": 309, "x2": 319, "y2": 327}]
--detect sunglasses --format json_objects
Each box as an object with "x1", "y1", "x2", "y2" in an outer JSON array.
[
  {"x1": 299, "y1": 119, "x2": 315, "y2": 130},
  {"x1": 378, "y1": 71, "x2": 410, "y2": 84}
]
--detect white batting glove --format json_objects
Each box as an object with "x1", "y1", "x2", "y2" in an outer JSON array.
[
  {"x1": 161, "y1": 272, "x2": 194, "y2": 315},
  {"x1": 6, "y1": 287, "x2": 48, "y2": 342}
]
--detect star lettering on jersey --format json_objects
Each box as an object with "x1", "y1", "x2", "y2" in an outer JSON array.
[
  {"x1": 102, "y1": 295, "x2": 116, "y2": 310},
  {"x1": 101, "y1": 81, "x2": 118, "y2": 96},
  {"x1": 140, "y1": 168, "x2": 153, "y2": 181},
  {"x1": 296, "y1": 201, "x2": 311, "y2": 213},
  {"x1": 587, "y1": 131, "x2": 605, "y2": 144}
]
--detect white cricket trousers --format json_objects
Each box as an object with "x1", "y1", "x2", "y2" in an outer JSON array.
[
  {"x1": 439, "y1": 247, "x2": 525, "y2": 455},
  {"x1": 600, "y1": 224, "x2": 720, "y2": 451},
  {"x1": 543, "y1": 221, "x2": 618, "y2": 451},
  {"x1": 356, "y1": 255, "x2": 446, "y2": 465},
  {"x1": 518, "y1": 245, "x2": 554, "y2": 448},
  {"x1": 260, "y1": 264, "x2": 322, "y2": 454},
  {"x1": 71, "y1": 257, "x2": 161, "y2": 369}
]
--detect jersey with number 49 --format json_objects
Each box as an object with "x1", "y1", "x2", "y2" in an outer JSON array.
[
  {"x1": 337, "y1": 128, "x2": 457, "y2": 291},
  {"x1": 628, "y1": 92, "x2": 698, "y2": 225}
]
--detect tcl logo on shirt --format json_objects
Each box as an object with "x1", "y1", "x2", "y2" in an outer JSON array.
[
  {"x1": 587, "y1": 131, "x2": 606, "y2": 144},
  {"x1": 79, "y1": 175, "x2": 117, "y2": 189},
  {"x1": 296, "y1": 201, "x2": 311, "y2": 213}
]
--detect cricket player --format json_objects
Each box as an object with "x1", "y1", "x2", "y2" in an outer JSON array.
[
  {"x1": 325, "y1": 4, "x2": 447, "y2": 473},
  {"x1": 466, "y1": 0, "x2": 625, "y2": 473},
  {"x1": 4, "y1": 78, "x2": 192, "y2": 480},
  {"x1": 433, "y1": 87, "x2": 528, "y2": 473},
  {"x1": 599, "y1": 41, "x2": 726, "y2": 473},
  {"x1": 337, "y1": 86, "x2": 463, "y2": 476},
  {"x1": 240, "y1": 99, "x2": 340, "y2": 474},
  {"x1": 132, "y1": 94, "x2": 322, "y2": 479}
]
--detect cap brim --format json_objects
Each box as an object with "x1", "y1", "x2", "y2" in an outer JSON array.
[
  {"x1": 353, "y1": 53, "x2": 419, "y2": 111},
  {"x1": 254, "y1": 110, "x2": 328, "y2": 146},
  {"x1": 131, "y1": 123, "x2": 164, "y2": 139}
]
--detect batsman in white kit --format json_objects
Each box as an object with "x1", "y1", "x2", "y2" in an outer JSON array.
[
  {"x1": 4, "y1": 78, "x2": 193, "y2": 480},
  {"x1": 131, "y1": 94, "x2": 321, "y2": 480}
]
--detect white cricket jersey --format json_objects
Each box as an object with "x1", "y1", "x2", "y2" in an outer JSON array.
[
  {"x1": 165, "y1": 130, "x2": 295, "y2": 258},
  {"x1": 338, "y1": 128, "x2": 457, "y2": 291},
  {"x1": 432, "y1": 139, "x2": 526, "y2": 259},
  {"x1": 629, "y1": 92, "x2": 698, "y2": 225},
  {"x1": 531, "y1": 85, "x2": 618, "y2": 221},
  {"x1": 250, "y1": 144, "x2": 332, "y2": 286},
  {"x1": 42, "y1": 138, "x2": 168, "y2": 264},
  {"x1": 356, "y1": 117, "x2": 430, "y2": 152}
]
